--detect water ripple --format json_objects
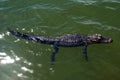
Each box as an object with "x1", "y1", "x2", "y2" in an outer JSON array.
[
  {"x1": 71, "y1": 0, "x2": 120, "y2": 5},
  {"x1": 103, "y1": 0, "x2": 120, "y2": 3},
  {"x1": 82, "y1": 20, "x2": 120, "y2": 31},
  {"x1": 72, "y1": 16, "x2": 120, "y2": 31},
  {"x1": 70, "y1": 0, "x2": 120, "y2": 12},
  {"x1": 70, "y1": 0, "x2": 97, "y2": 5},
  {"x1": 30, "y1": 4, "x2": 64, "y2": 11},
  {"x1": 0, "y1": 7, "x2": 12, "y2": 11},
  {"x1": 12, "y1": 3, "x2": 64, "y2": 13},
  {"x1": 105, "y1": 6, "x2": 118, "y2": 10},
  {"x1": 0, "y1": 0, "x2": 8, "y2": 2},
  {"x1": 14, "y1": 18, "x2": 36, "y2": 24}
]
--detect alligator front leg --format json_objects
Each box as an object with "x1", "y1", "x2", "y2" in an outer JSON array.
[
  {"x1": 82, "y1": 45, "x2": 88, "y2": 61},
  {"x1": 51, "y1": 44, "x2": 59, "y2": 64}
]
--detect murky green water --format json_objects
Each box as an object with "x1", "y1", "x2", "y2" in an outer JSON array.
[{"x1": 0, "y1": 0, "x2": 120, "y2": 80}]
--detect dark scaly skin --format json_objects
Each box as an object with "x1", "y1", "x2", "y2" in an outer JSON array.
[{"x1": 8, "y1": 29, "x2": 113, "y2": 64}]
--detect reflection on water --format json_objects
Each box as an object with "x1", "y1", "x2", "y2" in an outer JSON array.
[
  {"x1": 0, "y1": 52, "x2": 15, "y2": 64},
  {"x1": 14, "y1": 39, "x2": 20, "y2": 43},
  {"x1": 0, "y1": 34, "x2": 5, "y2": 39},
  {"x1": 0, "y1": 31, "x2": 43, "y2": 79},
  {"x1": 21, "y1": 66, "x2": 34, "y2": 73},
  {"x1": 0, "y1": 50, "x2": 35, "y2": 79},
  {"x1": 0, "y1": 30, "x2": 45, "y2": 80},
  {"x1": 0, "y1": 50, "x2": 20, "y2": 64}
]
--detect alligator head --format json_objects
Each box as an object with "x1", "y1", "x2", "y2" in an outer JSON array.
[{"x1": 87, "y1": 34, "x2": 113, "y2": 44}]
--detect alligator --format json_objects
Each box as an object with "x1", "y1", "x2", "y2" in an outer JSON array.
[{"x1": 8, "y1": 29, "x2": 113, "y2": 64}]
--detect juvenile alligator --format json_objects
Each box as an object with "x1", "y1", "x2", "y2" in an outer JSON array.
[{"x1": 8, "y1": 29, "x2": 113, "y2": 64}]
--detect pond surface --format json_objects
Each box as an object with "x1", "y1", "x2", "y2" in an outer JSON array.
[{"x1": 0, "y1": 0, "x2": 120, "y2": 80}]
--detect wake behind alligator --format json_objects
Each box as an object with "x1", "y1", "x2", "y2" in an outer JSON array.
[{"x1": 8, "y1": 29, "x2": 113, "y2": 64}]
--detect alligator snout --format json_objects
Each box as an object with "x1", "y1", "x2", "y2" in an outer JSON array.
[{"x1": 108, "y1": 38, "x2": 113, "y2": 43}]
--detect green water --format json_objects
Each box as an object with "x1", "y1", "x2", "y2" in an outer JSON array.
[{"x1": 0, "y1": 0, "x2": 120, "y2": 80}]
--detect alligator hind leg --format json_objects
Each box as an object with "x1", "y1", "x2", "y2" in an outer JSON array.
[
  {"x1": 51, "y1": 45, "x2": 59, "y2": 65},
  {"x1": 82, "y1": 45, "x2": 88, "y2": 61}
]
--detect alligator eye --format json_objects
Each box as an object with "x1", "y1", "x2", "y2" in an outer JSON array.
[
  {"x1": 96, "y1": 34, "x2": 102, "y2": 40},
  {"x1": 97, "y1": 34, "x2": 101, "y2": 36}
]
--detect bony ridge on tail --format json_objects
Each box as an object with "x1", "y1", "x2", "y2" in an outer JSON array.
[{"x1": 8, "y1": 28, "x2": 113, "y2": 65}]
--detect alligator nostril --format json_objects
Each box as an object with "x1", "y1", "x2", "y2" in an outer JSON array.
[{"x1": 109, "y1": 38, "x2": 113, "y2": 43}]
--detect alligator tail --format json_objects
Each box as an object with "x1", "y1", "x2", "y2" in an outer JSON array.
[
  {"x1": 8, "y1": 28, "x2": 38, "y2": 41},
  {"x1": 8, "y1": 28, "x2": 56, "y2": 44}
]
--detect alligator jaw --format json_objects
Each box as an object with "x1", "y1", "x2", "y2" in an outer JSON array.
[
  {"x1": 100, "y1": 37, "x2": 113, "y2": 43},
  {"x1": 87, "y1": 34, "x2": 113, "y2": 44}
]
